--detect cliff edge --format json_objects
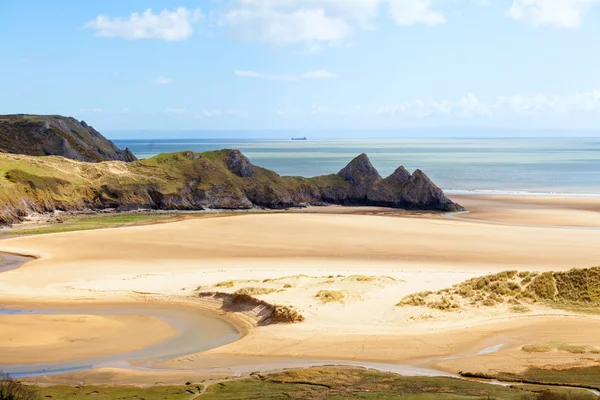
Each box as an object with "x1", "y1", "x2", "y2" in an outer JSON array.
[{"x1": 0, "y1": 114, "x2": 136, "y2": 162}]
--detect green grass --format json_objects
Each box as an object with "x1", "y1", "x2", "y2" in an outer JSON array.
[
  {"x1": 463, "y1": 365, "x2": 600, "y2": 392},
  {"x1": 23, "y1": 367, "x2": 599, "y2": 400},
  {"x1": 1, "y1": 213, "x2": 178, "y2": 235},
  {"x1": 200, "y1": 367, "x2": 597, "y2": 399},
  {"x1": 38, "y1": 384, "x2": 201, "y2": 400}
]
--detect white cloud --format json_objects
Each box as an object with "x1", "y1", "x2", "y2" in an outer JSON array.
[
  {"x1": 155, "y1": 75, "x2": 174, "y2": 85},
  {"x1": 235, "y1": 69, "x2": 338, "y2": 81},
  {"x1": 507, "y1": 0, "x2": 600, "y2": 28},
  {"x1": 85, "y1": 7, "x2": 203, "y2": 41},
  {"x1": 222, "y1": 7, "x2": 350, "y2": 46},
  {"x1": 221, "y1": 0, "x2": 448, "y2": 46},
  {"x1": 388, "y1": 0, "x2": 446, "y2": 26},
  {"x1": 378, "y1": 90, "x2": 600, "y2": 117}
]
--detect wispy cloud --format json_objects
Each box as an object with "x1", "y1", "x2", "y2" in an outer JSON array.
[
  {"x1": 164, "y1": 108, "x2": 249, "y2": 118},
  {"x1": 165, "y1": 107, "x2": 187, "y2": 115},
  {"x1": 85, "y1": 7, "x2": 203, "y2": 41},
  {"x1": 155, "y1": 75, "x2": 174, "y2": 85},
  {"x1": 377, "y1": 90, "x2": 600, "y2": 117},
  {"x1": 234, "y1": 69, "x2": 339, "y2": 81},
  {"x1": 507, "y1": 0, "x2": 600, "y2": 28},
  {"x1": 195, "y1": 109, "x2": 249, "y2": 118}
]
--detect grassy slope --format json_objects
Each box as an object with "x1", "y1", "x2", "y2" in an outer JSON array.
[
  {"x1": 0, "y1": 149, "x2": 353, "y2": 225},
  {"x1": 33, "y1": 367, "x2": 597, "y2": 400}
]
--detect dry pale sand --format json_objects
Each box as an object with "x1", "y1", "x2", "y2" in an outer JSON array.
[
  {"x1": 449, "y1": 194, "x2": 600, "y2": 227},
  {"x1": 1, "y1": 194, "x2": 600, "y2": 382},
  {"x1": 0, "y1": 314, "x2": 177, "y2": 364}
]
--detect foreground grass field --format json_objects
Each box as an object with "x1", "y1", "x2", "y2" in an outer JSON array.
[
  {"x1": 463, "y1": 365, "x2": 600, "y2": 392},
  {"x1": 23, "y1": 367, "x2": 599, "y2": 400}
]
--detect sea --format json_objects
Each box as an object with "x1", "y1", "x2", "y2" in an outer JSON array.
[{"x1": 113, "y1": 138, "x2": 600, "y2": 195}]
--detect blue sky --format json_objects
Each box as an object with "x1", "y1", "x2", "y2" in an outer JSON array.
[{"x1": 2, "y1": 0, "x2": 600, "y2": 136}]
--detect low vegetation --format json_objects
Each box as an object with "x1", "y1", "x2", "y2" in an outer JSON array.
[
  {"x1": 3, "y1": 367, "x2": 596, "y2": 400},
  {"x1": 37, "y1": 384, "x2": 198, "y2": 400},
  {"x1": 522, "y1": 342, "x2": 600, "y2": 354},
  {"x1": 0, "y1": 373, "x2": 39, "y2": 400},
  {"x1": 461, "y1": 365, "x2": 600, "y2": 392},
  {"x1": 314, "y1": 290, "x2": 346, "y2": 304},
  {"x1": 201, "y1": 366, "x2": 597, "y2": 399},
  {"x1": 397, "y1": 267, "x2": 600, "y2": 312},
  {"x1": 214, "y1": 280, "x2": 236, "y2": 288},
  {"x1": 234, "y1": 287, "x2": 278, "y2": 296}
]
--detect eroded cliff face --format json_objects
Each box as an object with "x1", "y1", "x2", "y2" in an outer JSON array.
[
  {"x1": 0, "y1": 150, "x2": 463, "y2": 225},
  {"x1": 0, "y1": 115, "x2": 136, "y2": 162}
]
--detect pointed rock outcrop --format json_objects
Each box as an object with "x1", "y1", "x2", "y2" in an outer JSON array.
[
  {"x1": 385, "y1": 166, "x2": 412, "y2": 184},
  {"x1": 338, "y1": 153, "x2": 381, "y2": 185}
]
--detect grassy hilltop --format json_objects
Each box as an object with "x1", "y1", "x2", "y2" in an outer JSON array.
[{"x1": 0, "y1": 149, "x2": 462, "y2": 225}]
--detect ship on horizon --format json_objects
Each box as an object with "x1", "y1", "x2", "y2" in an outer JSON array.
[{"x1": 291, "y1": 136, "x2": 307, "y2": 141}]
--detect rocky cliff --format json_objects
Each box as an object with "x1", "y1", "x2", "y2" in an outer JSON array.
[
  {"x1": 0, "y1": 115, "x2": 136, "y2": 162},
  {"x1": 0, "y1": 149, "x2": 463, "y2": 225}
]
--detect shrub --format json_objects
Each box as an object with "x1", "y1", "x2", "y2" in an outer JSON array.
[
  {"x1": 528, "y1": 272, "x2": 557, "y2": 300},
  {"x1": 0, "y1": 373, "x2": 40, "y2": 400},
  {"x1": 428, "y1": 295, "x2": 460, "y2": 311}
]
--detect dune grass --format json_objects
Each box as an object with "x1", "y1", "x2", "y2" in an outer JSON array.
[
  {"x1": 214, "y1": 280, "x2": 236, "y2": 288},
  {"x1": 235, "y1": 287, "x2": 278, "y2": 296},
  {"x1": 522, "y1": 342, "x2": 600, "y2": 354},
  {"x1": 397, "y1": 267, "x2": 600, "y2": 313},
  {"x1": 314, "y1": 290, "x2": 346, "y2": 304}
]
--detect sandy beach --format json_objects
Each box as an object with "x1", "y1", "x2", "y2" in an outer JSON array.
[{"x1": 1, "y1": 194, "x2": 600, "y2": 383}]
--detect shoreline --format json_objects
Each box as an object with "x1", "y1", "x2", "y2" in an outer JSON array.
[{"x1": 1, "y1": 196, "x2": 599, "y2": 385}]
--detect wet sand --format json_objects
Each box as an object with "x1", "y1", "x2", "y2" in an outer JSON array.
[
  {"x1": 0, "y1": 314, "x2": 177, "y2": 364},
  {"x1": 1, "y1": 194, "x2": 599, "y2": 383}
]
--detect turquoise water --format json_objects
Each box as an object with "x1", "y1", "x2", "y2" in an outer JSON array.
[{"x1": 114, "y1": 138, "x2": 600, "y2": 194}]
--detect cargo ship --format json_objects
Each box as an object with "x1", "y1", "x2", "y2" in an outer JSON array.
[{"x1": 291, "y1": 136, "x2": 307, "y2": 141}]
